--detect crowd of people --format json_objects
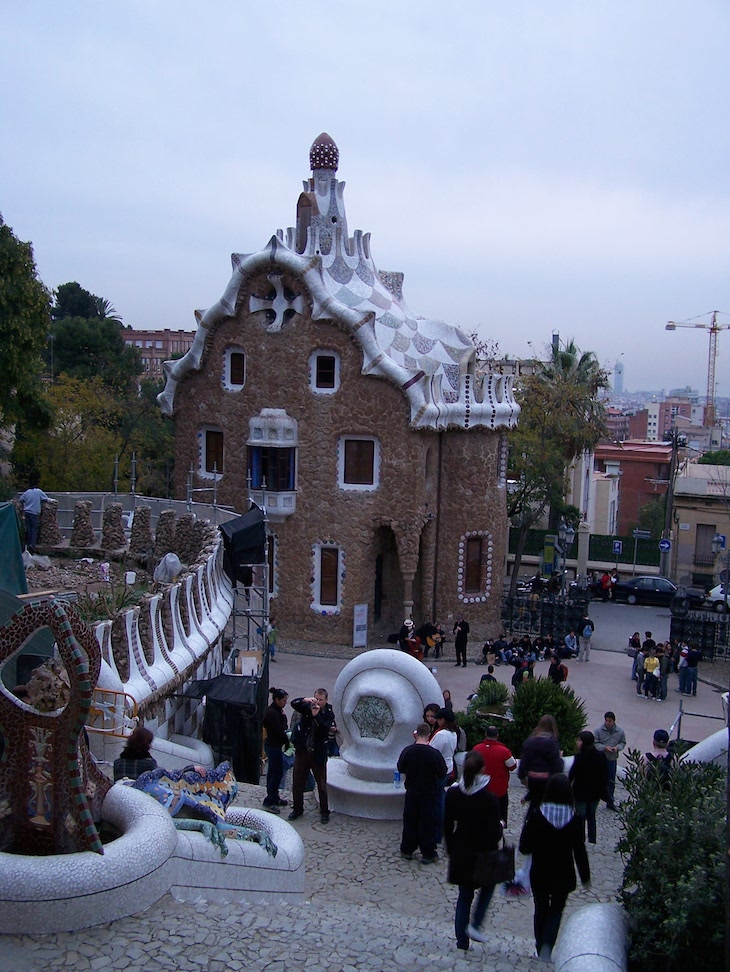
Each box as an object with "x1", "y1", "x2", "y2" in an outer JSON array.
[{"x1": 628, "y1": 630, "x2": 702, "y2": 700}]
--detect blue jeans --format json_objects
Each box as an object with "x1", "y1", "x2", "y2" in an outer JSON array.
[
  {"x1": 455, "y1": 883, "x2": 495, "y2": 948},
  {"x1": 264, "y1": 744, "x2": 284, "y2": 805},
  {"x1": 605, "y1": 759, "x2": 617, "y2": 806}
]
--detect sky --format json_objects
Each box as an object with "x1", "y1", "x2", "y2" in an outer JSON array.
[{"x1": 2, "y1": 2, "x2": 729, "y2": 397}]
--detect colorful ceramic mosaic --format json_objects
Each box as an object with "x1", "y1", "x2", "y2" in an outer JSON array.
[{"x1": 0, "y1": 600, "x2": 111, "y2": 855}]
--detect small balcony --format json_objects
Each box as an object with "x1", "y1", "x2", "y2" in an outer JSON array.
[{"x1": 248, "y1": 489, "x2": 297, "y2": 522}]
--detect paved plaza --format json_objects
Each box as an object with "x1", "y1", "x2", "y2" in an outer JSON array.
[{"x1": 1, "y1": 601, "x2": 726, "y2": 972}]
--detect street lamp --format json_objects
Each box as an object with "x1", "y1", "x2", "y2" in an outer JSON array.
[
  {"x1": 712, "y1": 533, "x2": 729, "y2": 615},
  {"x1": 558, "y1": 517, "x2": 576, "y2": 594}
]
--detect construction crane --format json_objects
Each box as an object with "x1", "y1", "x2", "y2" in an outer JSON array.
[{"x1": 665, "y1": 310, "x2": 730, "y2": 428}]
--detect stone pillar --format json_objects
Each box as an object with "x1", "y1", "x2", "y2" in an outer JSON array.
[
  {"x1": 130, "y1": 506, "x2": 153, "y2": 555},
  {"x1": 39, "y1": 499, "x2": 63, "y2": 546},
  {"x1": 154, "y1": 509, "x2": 176, "y2": 562},
  {"x1": 101, "y1": 503, "x2": 126, "y2": 550},
  {"x1": 577, "y1": 521, "x2": 591, "y2": 582},
  {"x1": 70, "y1": 500, "x2": 96, "y2": 548}
]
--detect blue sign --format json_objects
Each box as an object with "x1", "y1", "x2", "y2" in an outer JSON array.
[
  {"x1": 714, "y1": 533, "x2": 727, "y2": 550},
  {"x1": 659, "y1": 539, "x2": 671, "y2": 552},
  {"x1": 612, "y1": 540, "x2": 623, "y2": 555}
]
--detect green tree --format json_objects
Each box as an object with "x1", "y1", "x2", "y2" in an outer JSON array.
[
  {"x1": 628, "y1": 497, "x2": 665, "y2": 540},
  {"x1": 698, "y1": 449, "x2": 730, "y2": 466},
  {"x1": 48, "y1": 281, "x2": 141, "y2": 391},
  {"x1": 52, "y1": 281, "x2": 101, "y2": 321},
  {"x1": 507, "y1": 339, "x2": 609, "y2": 590},
  {"x1": 0, "y1": 216, "x2": 53, "y2": 431}
]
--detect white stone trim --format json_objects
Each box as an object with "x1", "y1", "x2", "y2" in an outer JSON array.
[
  {"x1": 456, "y1": 530, "x2": 494, "y2": 603},
  {"x1": 337, "y1": 436, "x2": 380, "y2": 491},
  {"x1": 310, "y1": 540, "x2": 344, "y2": 615},
  {"x1": 308, "y1": 349, "x2": 340, "y2": 394}
]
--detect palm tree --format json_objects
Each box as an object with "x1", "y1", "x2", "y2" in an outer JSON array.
[{"x1": 95, "y1": 297, "x2": 122, "y2": 325}]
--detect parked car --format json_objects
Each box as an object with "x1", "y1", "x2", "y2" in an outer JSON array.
[
  {"x1": 611, "y1": 575, "x2": 706, "y2": 608},
  {"x1": 706, "y1": 584, "x2": 729, "y2": 613}
]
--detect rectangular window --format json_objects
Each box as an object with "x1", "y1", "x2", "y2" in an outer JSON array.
[
  {"x1": 229, "y1": 352, "x2": 245, "y2": 386},
  {"x1": 464, "y1": 537, "x2": 483, "y2": 593},
  {"x1": 316, "y1": 355, "x2": 336, "y2": 388},
  {"x1": 320, "y1": 547, "x2": 339, "y2": 605},
  {"x1": 694, "y1": 523, "x2": 716, "y2": 567},
  {"x1": 248, "y1": 447, "x2": 295, "y2": 491},
  {"x1": 344, "y1": 439, "x2": 375, "y2": 485},
  {"x1": 206, "y1": 430, "x2": 224, "y2": 474}
]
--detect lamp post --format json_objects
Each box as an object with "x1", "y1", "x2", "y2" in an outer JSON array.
[
  {"x1": 712, "y1": 533, "x2": 729, "y2": 615},
  {"x1": 558, "y1": 517, "x2": 576, "y2": 594}
]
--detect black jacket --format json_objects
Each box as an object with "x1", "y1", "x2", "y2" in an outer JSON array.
[
  {"x1": 519, "y1": 807, "x2": 590, "y2": 894},
  {"x1": 568, "y1": 748, "x2": 607, "y2": 803},
  {"x1": 290, "y1": 698, "x2": 334, "y2": 764},
  {"x1": 262, "y1": 703, "x2": 288, "y2": 749},
  {"x1": 518, "y1": 733, "x2": 563, "y2": 782},
  {"x1": 444, "y1": 782, "x2": 502, "y2": 887}
]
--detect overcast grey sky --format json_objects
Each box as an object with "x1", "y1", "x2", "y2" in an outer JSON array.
[{"x1": 2, "y1": 2, "x2": 729, "y2": 395}]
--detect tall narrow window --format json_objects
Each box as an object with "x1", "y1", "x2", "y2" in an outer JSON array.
[
  {"x1": 316, "y1": 355, "x2": 336, "y2": 388},
  {"x1": 464, "y1": 538, "x2": 483, "y2": 593},
  {"x1": 230, "y1": 352, "x2": 245, "y2": 386},
  {"x1": 205, "y1": 430, "x2": 224, "y2": 474},
  {"x1": 320, "y1": 547, "x2": 339, "y2": 606}
]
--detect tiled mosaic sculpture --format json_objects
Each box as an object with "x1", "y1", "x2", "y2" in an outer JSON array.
[
  {"x1": 0, "y1": 600, "x2": 111, "y2": 855},
  {"x1": 158, "y1": 134, "x2": 520, "y2": 433}
]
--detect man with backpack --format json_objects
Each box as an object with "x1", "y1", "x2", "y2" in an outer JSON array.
[
  {"x1": 578, "y1": 613, "x2": 595, "y2": 662},
  {"x1": 642, "y1": 729, "x2": 674, "y2": 789}
]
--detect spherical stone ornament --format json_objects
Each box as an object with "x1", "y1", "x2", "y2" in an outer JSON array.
[
  {"x1": 310, "y1": 132, "x2": 339, "y2": 171},
  {"x1": 331, "y1": 649, "x2": 441, "y2": 783}
]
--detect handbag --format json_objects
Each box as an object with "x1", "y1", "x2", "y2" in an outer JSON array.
[{"x1": 472, "y1": 838, "x2": 515, "y2": 886}]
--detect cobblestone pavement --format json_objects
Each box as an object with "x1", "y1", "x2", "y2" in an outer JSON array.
[{"x1": 0, "y1": 773, "x2": 626, "y2": 972}]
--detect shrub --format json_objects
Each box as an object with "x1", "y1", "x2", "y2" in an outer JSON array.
[
  {"x1": 455, "y1": 679, "x2": 510, "y2": 749},
  {"x1": 499, "y1": 677, "x2": 587, "y2": 757},
  {"x1": 617, "y1": 750, "x2": 725, "y2": 971}
]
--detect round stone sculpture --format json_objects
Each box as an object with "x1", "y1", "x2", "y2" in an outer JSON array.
[{"x1": 327, "y1": 649, "x2": 442, "y2": 819}]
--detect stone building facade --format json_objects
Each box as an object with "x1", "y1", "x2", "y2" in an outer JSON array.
[{"x1": 159, "y1": 134, "x2": 519, "y2": 643}]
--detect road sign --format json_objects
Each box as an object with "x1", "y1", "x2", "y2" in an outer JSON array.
[
  {"x1": 612, "y1": 540, "x2": 623, "y2": 555},
  {"x1": 659, "y1": 539, "x2": 671, "y2": 552},
  {"x1": 633, "y1": 530, "x2": 651, "y2": 540},
  {"x1": 713, "y1": 533, "x2": 726, "y2": 550}
]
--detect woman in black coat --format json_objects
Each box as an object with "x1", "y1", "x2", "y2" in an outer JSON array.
[
  {"x1": 519, "y1": 773, "x2": 590, "y2": 962},
  {"x1": 568, "y1": 730, "x2": 607, "y2": 843},
  {"x1": 444, "y1": 751, "x2": 503, "y2": 952},
  {"x1": 518, "y1": 713, "x2": 564, "y2": 809}
]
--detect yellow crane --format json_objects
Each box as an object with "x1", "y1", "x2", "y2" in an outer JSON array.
[{"x1": 665, "y1": 310, "x2": 730, "y2": 428}]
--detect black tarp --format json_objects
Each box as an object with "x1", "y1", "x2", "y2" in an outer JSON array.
[
  {"x1": 219, "y1": 506, "x2": 266, "y2": 585},
  {"x1": 184, "y1": 674, "x2": 264, "y2": 784},
  {"x1": 0, "y1": 503, "x2": 27, "y2": 596}
]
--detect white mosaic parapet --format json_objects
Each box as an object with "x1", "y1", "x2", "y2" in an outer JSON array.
[
  {"x1": 0, "y1": 784, "x2": 178, "y2": 934},
  {"x1": 681, "y1": 727, "x2": 729, "y2": 768},
  {"x1": 0, "y1": 787, "x2": 306, "y2": 934},
  {"x1": 95, "y1": 537, "x2": 233, "y2": 713},
  {"x1": 170, "y1": 806, "x2": 305, "y2": 905},
  {"x1": 553, "y1": 902, "x2": 628, "y2": 972}
]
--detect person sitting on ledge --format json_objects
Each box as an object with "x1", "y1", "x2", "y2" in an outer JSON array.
[{"x1": 114, "y1": 726, "x2": 157, "y2": 782}]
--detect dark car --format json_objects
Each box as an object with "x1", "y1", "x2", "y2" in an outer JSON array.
[{"x1": 612, "y1": 575, "x2": 706, "y2": 609}]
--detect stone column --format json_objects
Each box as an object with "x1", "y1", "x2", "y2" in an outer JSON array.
[{"x1": 577, "y1": 521, "x2": 591, "y2": 581}]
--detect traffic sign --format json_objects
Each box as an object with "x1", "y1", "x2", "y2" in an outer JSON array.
[
  {"x1": 612, "y1": 540, "x2": 623, "y2": 555},
  {"x1": 633, "y1": 530, "x2": 651, "y2": 540},
  {"x1": 659, "y1": 539, "x2": 671, "y2": 552},
  {"x1": 713, "y1": 533, "x2": 726, "y2": 550}
]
